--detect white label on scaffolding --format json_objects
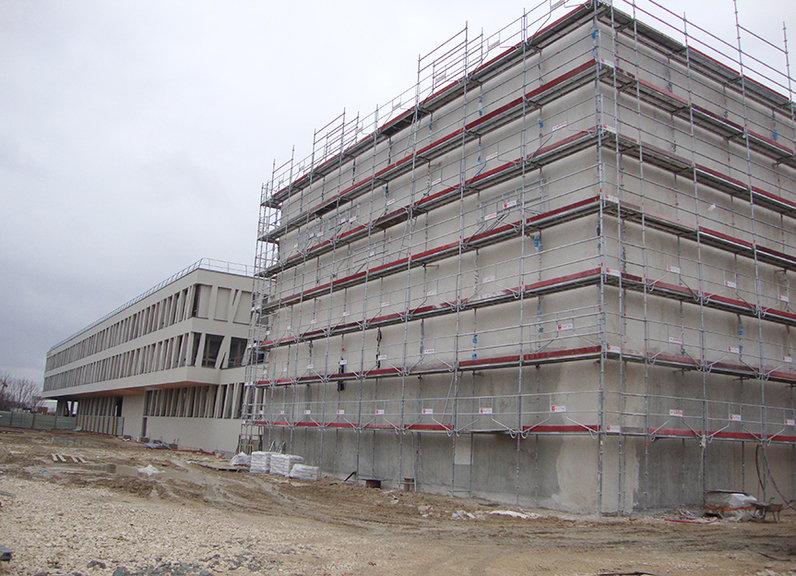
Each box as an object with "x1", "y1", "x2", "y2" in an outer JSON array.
[
  {"x1": 551, "y1": 405, "x2": 567, "y2": 413},
  {"x1": 604, "y1": 268, "x2": 620, "y2": 277},
  {"x1": 265, "y1": 330, "x2": 271, "y2": 336},
  {"x1": 669, "y1": 337, "x2": 683, "y2": 345},
  {"x1": 342, "y1": 311, "x2": 351, "y2": 317},
  {"x1": 349, "y1": 216, "x2": 356, "y2": 223},
  {"x1": 480, "y1": 407, "x2": 493, "y2": 415},
  {"x1": 780, "y1": 294, "x2": 790, "y2": 303},
  {"x1": 725, "y1": 280, "x2": 737, "y2": 289},
  {"x1": 786, "y1": 418, "x2": 795, "y2": 426},
  {"x1": 484, "y1": 276, "x2": 495, "y2": 283},
  {"x1": 376, "y1": 409, "x2": 385, "y2": 415},
  {"x1": 667, "y1": 265, "x2": 681, "y2": 274},
  {"x1": 427, "y1": 290, "x2": 436, "y2": 296},
  {"x1": 606, "y1": 424, "x2": 621, "y2": 433},
  {"x1": 728, "y1": 346, "x2": 740, "y2": 354},
  {"x1": 425, "y1": 348, "x2": 435, "y2": 355},
  {"x1": 378, "y1": 354, "x2": 387, "y2": 361},
  {"x1": 730, "y1": 414, "x2": 742, "y2": 422},
  {"x1": 282, "y1": 366, "x2": 287, "y2": 372},
  {"x1": 487, "y1": 152, "x2": 499, "y2": 161},
  {"x1": 293, "y1": 244, "x2": 298, "y2": 249},
  {"x1": 337, "y1": 409, "x2": 345, "y2": 415},
  {"x1": 485, "y1": 212, "x2": 497, "y2": 220},
  {"x1": 278, "y1": 410, "x2": 285, "y2": 415},
  {"x1": 431, "y1": 178, "x2": 442, "y2": 186},
  {"x1": 307, "y1": 363, "x2": 314, "y2": 370},
  {"x1": 606, "y1": 344, "x2": 621, "y2": 353},
  {"x1": 600, "y1": 58, "x2": 615, "y2": 69},
  {"x1": 285, "y1": 325, "x2": 291, "y2": 330},
  {"x1": 557, "y1": 323, "x2": 573, "y2": 331},
  {"x1": 784, "y1": 355, "x2": 793, "y2": 363},
  {"x1": 381, "y1": 301, "x2": 390, "y2": 308},
  {"x1": 422, "y1": 408, "x2": 434, "y2": 415},
  {"x1": 503, "y1": 200, "x2": 517, "y2": 210},
  {"x1": 310, "y1": 318, "x2": 317, "y2": 324},
  {"x1": 339, "y1": 359, "x2": 347, "y2": 366},
  {"x1": 602, "y1": 124, "x2": 616, "y2": 133},
  {"x1": 304, "y1": 409, "x2": 311, "y2": 415},
  {"x1": 552, "y1": 121, "x2": 568, "y2": 132},
  {"x1": 670, "y1": 409, "x2": 684, "y2": 417},
  {"x1": 387, "y1": 198, "x2": 396, "y2": 206}
]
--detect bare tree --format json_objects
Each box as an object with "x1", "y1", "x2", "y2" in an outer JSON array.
[{"x1": 0, "y1": 372, "x2": 42, "y2": 411}]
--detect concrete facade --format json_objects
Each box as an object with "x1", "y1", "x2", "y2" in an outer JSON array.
[
  {"x1": 43, "y1": 259, "x2": 253, "y2": 450},
  {"x1": 245, "y1": 1, "x2": 796, "y2": 513}
]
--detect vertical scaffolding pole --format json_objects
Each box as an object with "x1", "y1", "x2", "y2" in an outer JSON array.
[
  {"x1": 630, "y1": 0, "x2": 652, "y2": 512},
  {"x1": 681, "y1": 11, "x2": 710, "y2": 507},
  {"x1": 607, "y1": 0, "x2": 628, "y2": 516},
  {"x1": 733, "y1": 0, "x2": 768, "y2": 500},
  {"x1": 593, "y1": 0, "x2": 607, "y2": 516}
]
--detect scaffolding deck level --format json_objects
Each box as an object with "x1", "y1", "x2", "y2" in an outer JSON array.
[
  {"x1": 257, "y1": 264, "x2": 796, "y2": 361},
  {"x1": 255, "y1": 342, "x2": 796, "y2": 387},
  {"x1": 248, "y1": 419, "x2": 796, "y2": 444}
]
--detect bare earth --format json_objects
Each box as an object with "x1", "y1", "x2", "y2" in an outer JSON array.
[{"x1": 0, "y1": 429, "x2": 794, "y2": 576}]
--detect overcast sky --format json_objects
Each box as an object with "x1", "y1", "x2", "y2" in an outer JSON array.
[{"x1": 1, "y1": 0, "x2": 793, "y2": 387}]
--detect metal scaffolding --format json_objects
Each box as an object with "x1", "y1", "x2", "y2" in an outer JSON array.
[{"x1": 242, "y1": 0, "x2": 796, "y2": 514}]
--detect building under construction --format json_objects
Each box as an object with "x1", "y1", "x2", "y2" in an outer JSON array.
[{"x1": 244, "y1": 0, "x2": 796, "y2": 513}]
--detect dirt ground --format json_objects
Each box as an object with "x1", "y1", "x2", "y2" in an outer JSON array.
[{"x1": 0, "y1": 429, "x2": 794, "y2": 576}]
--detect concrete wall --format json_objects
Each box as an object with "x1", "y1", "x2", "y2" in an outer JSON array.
[{"x1": 144, "y1": 416, "x2": 242, "y2": 454}]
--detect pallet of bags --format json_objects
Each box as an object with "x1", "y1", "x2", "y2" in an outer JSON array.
[
  {"x1": 250, "y1": 451, "x2": 274, "y2": 474},
  {"x1": 289, "y1": 463, "x2": 319, "y2": 481},
  {"x1": 270, "y1": 453, "x2": 303, "y2": 476}
]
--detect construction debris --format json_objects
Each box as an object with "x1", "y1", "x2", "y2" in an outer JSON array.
[
  {"x1": 488, "y1": 510, "x2": 541, "y2": 520},
  {"x1": 704, "y1": 491, "x2": 759, "y2": 522},
  {"x1": 0, "y1": 544, "x2": 11, "y2": 562},
  {"x1": 51, "y1": 454, "x2": 87, "y2": 463},
  {"x1": 228, "y1": 452, "x2": 251, "y2": 467},
  {"x1": 136, "y1": 464, "x2": 162, "y2": 477}
]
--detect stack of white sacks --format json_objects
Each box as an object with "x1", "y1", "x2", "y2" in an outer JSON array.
[
  {"x1": 289, "y1": 463, "x2": 320, "y2": 481},
  {"x1": 250, "y1": 452, "x2": 320, "y2": 481},
  {"x1": 250, "y1": 451, "x2": 275, "y2": 474},
  {"x1": 270, "y1": 453, "x2": 304, "y2": 476}
]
